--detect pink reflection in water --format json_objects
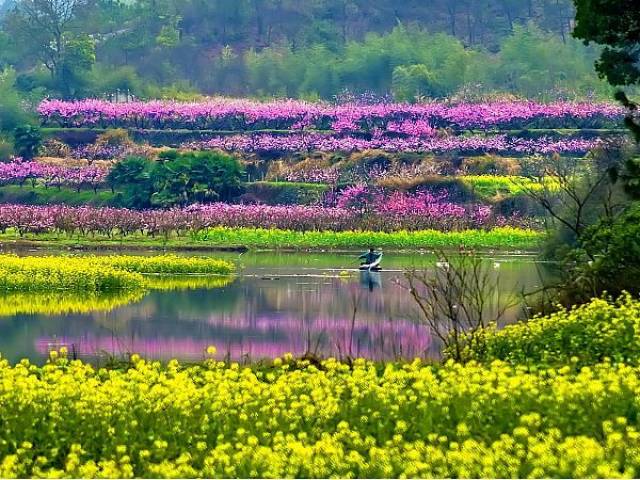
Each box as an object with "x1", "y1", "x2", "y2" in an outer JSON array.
[{"x1": 35, "y1": 315, "x2": 432, "y2": 361}]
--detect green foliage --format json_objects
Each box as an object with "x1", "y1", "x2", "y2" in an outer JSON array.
[
  {"x1": 151, "y1": 150, "x2": 244, "y2": 207},
  {"x1": 59, "y1": 34, "x2": 96, "y2": 86},
  {"x1": 573, "y1": 0, "x2": 640, "y2": 87},
  {"x1": 0, "y1": 68, "x2": 32, "y2": 133},
  {"x1": 13, "y1": 125, "x2": 41, "y2": 159},
  {"x1": 461, "y1": 294, "x2": 640, "y2": 367},
  {"x1": 572, "y1": 1, "x2": 640, "y2": 140},
  {"x1": 391, "y1": 64, "x2": 435, "y2": 102},
  {"x1": 107, "y1": 151, "x2": 245, "y2": 208},
  {"x1": 576, "y1": 203, "x2": 640, "y2": 297},
  {"x1": 106, "y1": 156, "x2": 155, "y2": 209},
  {"x1": 622, "y1": 156, "x2": 640, "y2": 198},
  {"x1": 495, "y1": 24, "x2": 610, "y2": 98}
]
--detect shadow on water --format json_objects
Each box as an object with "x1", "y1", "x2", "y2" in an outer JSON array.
[{"x1": 0, "y1": 250, "x2": 551, "y2": 364}]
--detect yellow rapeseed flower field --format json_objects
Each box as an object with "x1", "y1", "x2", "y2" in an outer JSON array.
[
  {"x1": 1, "y1": 353, "x2": 640, "y2": 478},
  {"x1": 461, "y1": 294, "x2": 640, "y2": 367},
  {"x1": 0, "y1": 254, "x2": 235, "y2": 292}
]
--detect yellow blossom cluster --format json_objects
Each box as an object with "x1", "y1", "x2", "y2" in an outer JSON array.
[
  {"x1": 0, "y1": 254, "x2": 235, "y2": 292},
  {"x1": 91, "y1": 255, "x2": 235, "y2": 276},
  {"x1": 1, "y1": 355, "x2": 640, "y2": 478},
  {"x1": 461, "y1": 294, "x2": 640, "y2": 366}
]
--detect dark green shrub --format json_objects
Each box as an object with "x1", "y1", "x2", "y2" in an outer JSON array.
[
  {"x1": 106, "y1": 156, "x2": 155, "y2": 208},
  {"x1": 108, "y1": 151, "x2": 245, "y2": 208},
  {"x1": 13, "y1": 125, "x2": 42, "y2": 159}
]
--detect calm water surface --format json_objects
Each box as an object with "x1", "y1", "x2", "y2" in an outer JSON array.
[{"x1": 0, "y1": 250, "x2": 548, "y2": 363}]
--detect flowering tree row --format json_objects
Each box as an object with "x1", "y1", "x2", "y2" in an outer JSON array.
[
  {"x1": 0, "y1": 160, "x2": 109, "y2": 191},
  {"x1": 188, "y1": 133, "x2": 600, "y2": 155},
  {"x1": 38, "y1": 98, "x2": 624, "y2": 131},
  {"x1": 0, "y1": 196, "x2": 509, "y2": 237}
]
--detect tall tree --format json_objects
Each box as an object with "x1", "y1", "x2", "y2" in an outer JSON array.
[
  {"x1": 4, "y1": 0, "x2": 92, "y2": 96},
  {"x1": 573, "y1": 0, "x2": 640, "y2": 138}
]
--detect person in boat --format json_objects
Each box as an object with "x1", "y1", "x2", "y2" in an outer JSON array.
[{"x1": 359, "y1": 248, "x2": 382, "y2": 270}]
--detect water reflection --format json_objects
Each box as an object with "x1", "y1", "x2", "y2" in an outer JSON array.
[
  {"x1": 360, "y1": 271, "x2": 382, "y2": 291},
  {"x1": 0, "y1": 252, "x2": 547, "y2": 363}
]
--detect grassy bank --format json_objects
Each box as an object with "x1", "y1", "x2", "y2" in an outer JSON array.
[
  {"x1": 0, "y1": 185, "x2": 118, "y2": 207},
  {"x1": 0, "y1": 227, "x2": 542, "y2": 252}
]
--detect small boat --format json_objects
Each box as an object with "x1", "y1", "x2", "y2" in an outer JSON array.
[{"x1": 359, "y1": 253, "x2": 383, "y2": 271}]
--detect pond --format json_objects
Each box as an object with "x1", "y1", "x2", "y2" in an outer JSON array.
[{"x1": 0, "y1": 250, "x2": 549, "y2": 363}]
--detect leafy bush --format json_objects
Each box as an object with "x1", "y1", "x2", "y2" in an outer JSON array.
[
  {"x1": 460, "y1": 294, "x2": 640, "y2": 367},
  {"x1": 13, "y1": 125, "x2": 42, "y2": 159},
  {"x1": 106, "y1": 156, "x2": 155, "y2": 208},
  {"x1": 107, "y1": 151, "x2": 245, "y2": 208},
  {"x1": 2, "y1": 355, "x2": 640, "y2": 477},
  {"x1": 152, "y1": 150, "x2": 244, "y2": 207},
  {"x1": 577, "y1": 203, "x2": 640, "y2": 297}
]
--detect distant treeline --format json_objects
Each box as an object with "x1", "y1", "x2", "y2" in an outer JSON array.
[{"x1": 0, "y1": 0, "x2": 615, "y2": 101}]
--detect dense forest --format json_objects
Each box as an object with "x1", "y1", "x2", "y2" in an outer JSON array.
[{"x1": 0, "y1": 0, "x2": 614, "y2": 102}]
